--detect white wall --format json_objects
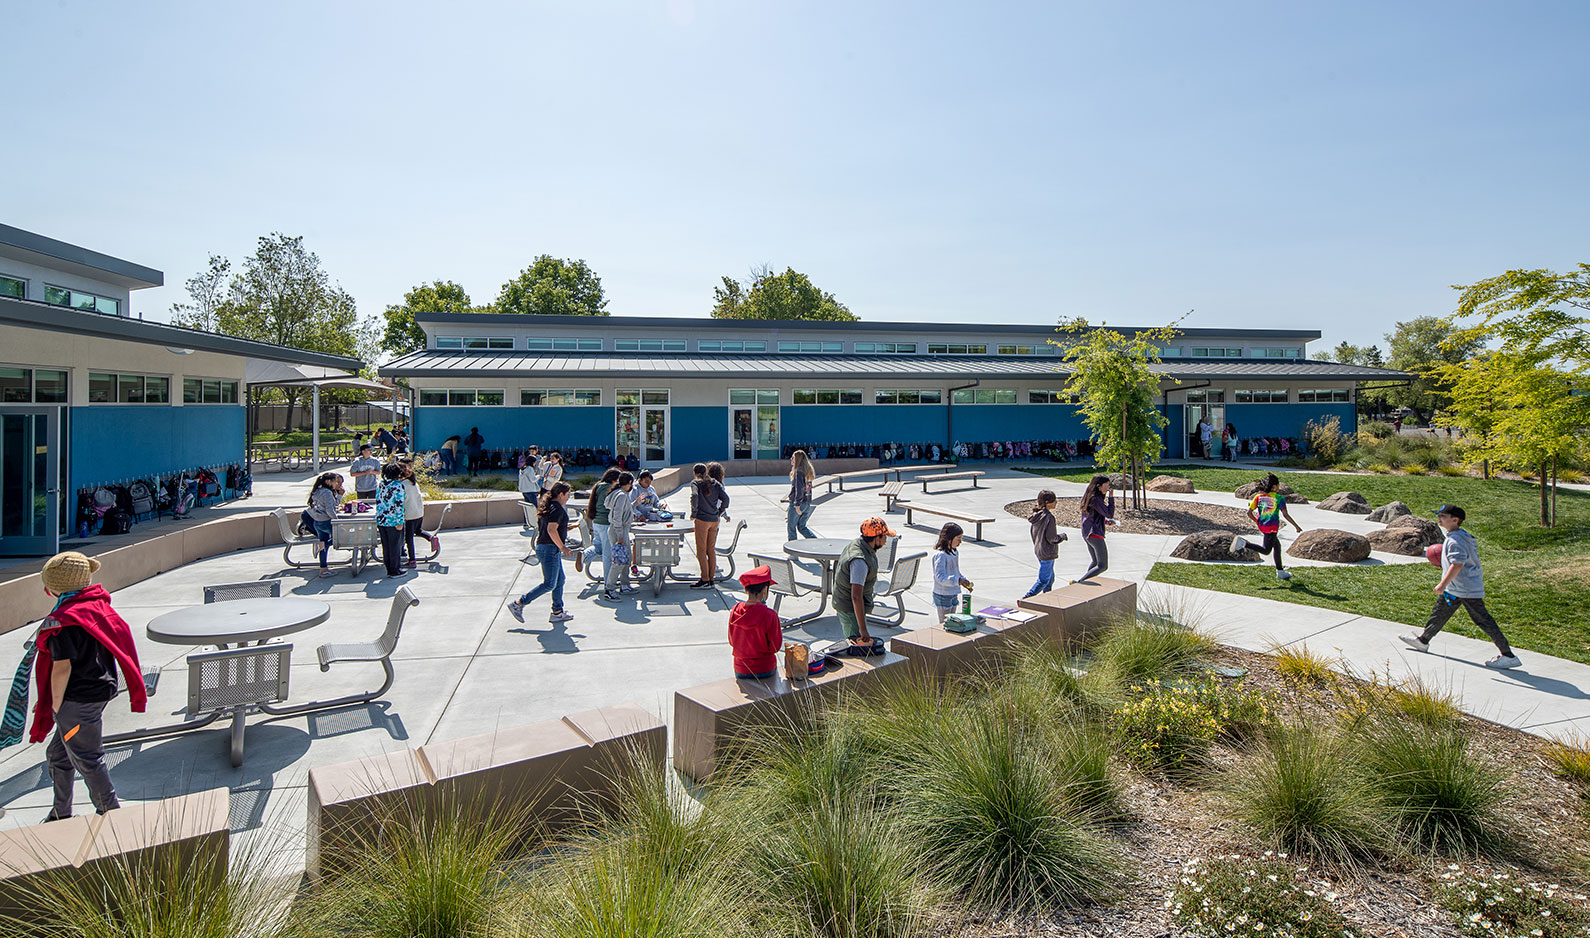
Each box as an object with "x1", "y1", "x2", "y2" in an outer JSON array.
[
  {"x1": 0, "y1": 323, "x2": 246, "y2": 404},
  {"x1": 0, "y1": 257, "x2": 132, "y2": 316}
]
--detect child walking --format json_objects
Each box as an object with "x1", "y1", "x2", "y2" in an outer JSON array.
[
  {"x1": 932, "y1": 523, "x2": 975, "y2": 622},
  {"x1": 1023, "y1": 490, "x2": 1069, "y2": 597},
  {"x1": 508, "y1": 482, "x2": 577, "y2": 624},
  {"x1": 1076, "y1": 475, "x2": 1116, "y2": 582},
  {"x1": 1231, "y1": 472, "x2": 1302, "y2": 580},
  {"x1": 728, "y1": 566, "x2": 782, "y2": 679},
  {"x1": 1400, "y1": 505, "x2": 1520, "y2": 669}
]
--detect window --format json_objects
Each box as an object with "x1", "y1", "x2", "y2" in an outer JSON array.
[
  {"x1": 1184, "y1": 390, "x2": 1226, "y2": 403},
  {"x1": 616, "y1": 389, "x2": 670, "y2": 406},
  {"x1": 435, "y1": 336, "x2": 513, "y2": 350},
  {"x1": 182, "y1": 377, "x2": 238, "y2": 404},
  {"x1": 927, "y1": 343, "x2": 988, "y2": 355},
  {"x1": 699, "y1": 340, "x2": 768, "y2": 353},
  {"x1": 87, "y1": 371, "x2": 168, "y2": 404},
  {"x1": 1297, "y1": 389, "x2": 1351, "y2": 403},
  {"x1": 418, "y1": 389, "x2": 448, "y2": 406},
  {"x1": 1028, "y1": 390, "x2": 1079, "y2": 404},
  {"x1": 0, "y1": 275, "x2": 26, "y2": 299},
  {"x1": 790, "y1": 389, "x2": 863, "y2": 405},
  {"x1": 435, "y1": 336, "x2": 463, "y2": 349},
  {"x1": 415, "y1": 388, "x2": 504, "y2": 406},
  {"x1": 1, "y1": 367, "x2": 71, "y2": 403},
  {"x1": 526, "y1": 337, "x2": 603, "y2": 351},
  {"x1": 1158, "y1": 347, "x2": 1182, "y2": 357},
  {"x1": 1190, "y1": 347, "x2": 1242, "y2": 358},
  {"x1": 145, "y1": 376, "x2": 171, "y2": 403},
  {"x1": 951, "y1": 388, "x2": 1018, "y2": 404},
  {"x1": 1257, "y1": 348, "x2": 1302, "y2": 359},
  {"x1": 729, "y1": 389, "x2": 781, "y2": 405},
  {"x1": 614, "y1": 338, "x2": 687, "y2": 352},
  {"x1": 875, "y1": 389, "x2": 942, "y2": 404},
  {"x1": 521, "y1": 389, "x2": 602, "y2": 406},
  {"x1": 44, "y1": 284, "x2": 119, "y2": 316},
  {"x1": 34, "y1": 369, "x2": 67, "y2": 403},
  {"x1": 997, "y1": 345, "x2": 1038, "y2": 355},
  {"x1": 776, "y1": 341, "x2": 843, "y2": 354},
  {"x1": 854, "y1": 342, "x2": 917, "y2": 354},
  {"x1": 1233, "y1": 389, "x2": 1290, "y2": 404}
]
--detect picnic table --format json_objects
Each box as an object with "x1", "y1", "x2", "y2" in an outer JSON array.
[
  {"x1": 332, "y1": 513, "x2": 380, "y2": 575},
  {"x1": 779, "y1": 537, "x2": 853, "y2": 625}
]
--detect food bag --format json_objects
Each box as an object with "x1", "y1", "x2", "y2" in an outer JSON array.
[{"x1": 783, "y1": 642, "x2": 810, "y2": 681}]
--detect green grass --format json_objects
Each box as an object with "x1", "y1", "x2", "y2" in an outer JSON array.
[
  {"x1": 1223, "y1": 722, "x2": 1385, "y2": 863},
  {"x1": 1018, "y1": 465, "x2": 1590, "y2": 663}
]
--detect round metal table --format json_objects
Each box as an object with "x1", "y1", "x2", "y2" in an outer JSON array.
[
  {"x1": 781, "y1": 537, "x2": 856, "y2": 625},
  {"x1": 146, "y1": 597, "x2": 332, "y2": 648}
]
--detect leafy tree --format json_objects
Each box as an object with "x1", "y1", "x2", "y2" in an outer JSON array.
[
  {"x1": 1383, "y1": 316, "x2": 1485, "y2": 421},
  {"x1": 1434, "y1": 352, "x2": 1508, "y2": 480},
  {"x1": 1451, "y1": 263, "x2": 1590, "y2": 371},
  {"x1": 169, "y1": 254, "x2": 232, "y2": 333},
  {"x1": 381, "y1": 280, "x2": 474, "y2": 355},
  {"x1": 1325, "y1": 341, "x2": 1389, "y2": 416},
  {"x1": 1056, "y1": 318, "x2": 1178, "y2": 510},
  {"x1": 494, "y1": 256, "x2": 608, "y2": 316},
  {"x1": 711, "y1": 265, "x2": 858, "y2": 321}
]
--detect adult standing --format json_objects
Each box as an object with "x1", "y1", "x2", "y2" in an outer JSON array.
[
  {"x1": 507, "y1": 482, "x2": 577, "y2": 624},
  {"x1": 462, "y1": 427, "x2": 485, "y2": 474},
  {"x1": 786, "y1": 449, "x2": 818, "y2": 541},
  {"x1": 301, "y1": 472, "x2": 344, "y2": 578},
  {"x1": 349, "y1": 444, "x2": 382, "y2": 501},
  {"x1": 1076, "y1": 474, "x2": 1116, "y2": 582},
  {"x1": 580, "y1": 468, "x2": 621, "y2": 578},
  {"x1": 834, "y1": 517, "x2": 896, "y2": 649},
  {"x1": 31, "y1": 552, "x2": 146, "y2": 822},
  {"x1": 1197, "y1": 415, "x2": 1214, "y2": 459},
  {"x1": 1222, "y1": 423, "x2": 1239, "y2": 462},
  {"x1": 603, "y1": 472, "x2": 637, "y2": 599},
  {"x1": 690, "y1": 462, "x2": 731, "y2": 588}
]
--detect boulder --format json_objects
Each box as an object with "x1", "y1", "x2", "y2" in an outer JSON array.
[
  {"x1": 1108, "y1": 473, "x2": 1135, "y2": 490},
  {"x1": 1386, "y1": 514, "x2": 1442, "y2": 547},
  {"x1": 1366, "y1": 526, "x2": 1430, "y2": 556},
  {"x1": 1233, "y1": 481, "x2": 1309, "y2": 504},
  {"x1": 1170, "y1": 530, "x2": 1259, "y2": 562},
  {"x1": 1366, "y1": 501, "x2": 1411, "y2": 523},
  {"x1": 1317, "y1": 491, "x2": 1372, "y2": 514},
  {"x1": 1286, "y1": 528, "x2": 1372, "y2": 563},
  {"x1": 1146, "y1": 475, "x2": 1195, "y2": 494}
]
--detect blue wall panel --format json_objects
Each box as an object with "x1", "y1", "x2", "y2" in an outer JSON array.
[
  {"x1": 1226, "y1": 403, "x2": 1355, "y2": 441},
  {"x1": 414, "y1": 407, "x2": 612, "y2": 453},
  {"x1": 781, "y1": 405, "x2": 945, "y2": 447},
  {"x1": 69, "y1": 405, "x2": 244, "y2": 495},
  {"x1": 669, "y1": 406, "x2": 728, "y2": 463},
  {"x1": 1163, "y1": 404, "x2": 1186, "y2": 459}
]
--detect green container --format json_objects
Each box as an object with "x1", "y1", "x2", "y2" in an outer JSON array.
[{"x1": 961, "y1": 594, "x2": 971, "y2": 616}]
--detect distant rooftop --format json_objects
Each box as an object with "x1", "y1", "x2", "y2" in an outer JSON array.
[{"x1": 0, "y1": 223, "x2": 164, "y2": 289}]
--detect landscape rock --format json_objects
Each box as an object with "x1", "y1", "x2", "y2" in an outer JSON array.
[
  {"x1": 1366, "y1": 526, "x2": 1430, "y2": 556},
  {"x1": 1317, "y1": 491, "x2": 1372, "y2": 514},
  {"x1": 1146, "y1": 475, "x2": 1196, "y2": 494},
  {"x1": 1386, "y1": 514, "x2": 1443, "y2": 547},
  {"x1": 1286, "y1": 528, "x2": 1372, "y2": 563},
  {"x1": 1170, "y1": 530, "x2": 1259, "y2": 562},
  {"x1": 1108, "y1": 473, "x2": 1135, "y2": 490},
  {"x1": 1232, "y1": 481, "x2": 1309, "y2": 504},
  {"x1": 1366, "y1": 501, "x2": 1412, "y2": 523}
]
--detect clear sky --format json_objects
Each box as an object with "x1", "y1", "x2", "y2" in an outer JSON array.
[{"x1": 5, "y1": 1, "x2": 1587, "y2": 352}]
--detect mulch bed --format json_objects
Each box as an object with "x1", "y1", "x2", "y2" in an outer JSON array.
[
  {"x1": 1004, "y1": 497, "x2": 1253, "y2": 536},
  {"x1": 944, "y1": 645, "x2": 1590, "y2": 937}
]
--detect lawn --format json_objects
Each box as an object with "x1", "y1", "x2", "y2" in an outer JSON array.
[{"x1": 1018, "y1": 464, "x2": 1590, "y2": 664}]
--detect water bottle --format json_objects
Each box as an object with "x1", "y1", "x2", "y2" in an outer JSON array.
[{"x1": 961, "y1": 594, "x2": 971, "y2": 616}]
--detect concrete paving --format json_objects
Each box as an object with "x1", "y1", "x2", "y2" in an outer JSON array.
[{"x1": 2, "y1": 465, "x2": 1585, "y2": 872}]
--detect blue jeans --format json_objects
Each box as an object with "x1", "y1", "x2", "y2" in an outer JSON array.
[
  {"x1": 787, "y1": 502, "x2": 816, "y2": 541},
  {"x1": 1023, "y1": 559, "x2": 1055, "y2": 598},
  {"x1": 439, "y1": 450, "x2": 455, "y2": 474},
  {"x1": 301, "y1": 512, "x2": 333, "y2": 567},
  {"x1": 583, "y1": 523, "x2": 609, "y2": 578},
  {"x1": 518, "y1": 542, "x2": 566, "y2": 612}
]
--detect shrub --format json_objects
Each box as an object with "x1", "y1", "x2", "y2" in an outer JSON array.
[
  {"x1": 1225, "y1": 723, "x2": 1384, "y2": 863},
  {"x1": 1368, "y1": 463, "x2": 1394, "y2": 474},
  {"x1": 1188, "y1": 678, "x2": 1277, "y2": 745},
  {"x1": 525, "y1": 843, "x2": 749, "y2": 938},
  {"x1": 1168, "y1": 854, "x2": 1354, "y2": 938},
  {"x1": 1273, "y1": 644, "x2": 1338, "y2": 685},
  {"x1": 1436, "y1": 465, "x2": 1468, "y2": 477},
  {"x1": 1113, "y1": 680, "x2": 1223, "y2": 775},
  {"x1": 1090, "y1": 615, "x2": 1213, "y2": 686},
  {"x1": 567, "y1": 747, "x2": 733, "y2": 879},
  {"x1": 993, "y1": 638, "x2": 1115, "y2": 720},
  {"x1": 1435, "y1": 866, "x2": 1590, "y2": 937},
  {"x1": 1544, "y1": 737, "x2": 1590, "y2": 787},
  {"x1": 1358, "y1": 420, "x2": 1396, "y2": 441},
  {"x1": 1404, "y1": 464, "x2": 1429, "y2": 475},
  {"x1": 1303, "y1": 416, "x2": 1347, "y2": 467},
  {"x1": 1048, "y1": 720, "x2": 1127, "y2": 821},
  {"x1": 1356, "y1": 716, "x2": 1509, "y2": 854}
]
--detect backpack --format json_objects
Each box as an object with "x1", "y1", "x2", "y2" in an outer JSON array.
[
  {"x1": 93, "y1": 487, "x2": 117, "y2": 510},
  {"x1": 199, "y1": 469, "x2": 220, "y2": 498},
  {"x1": 128, "y1": 480, "x2": 156, "y2": 516},
  {"x1": 101, "y1": 509, "x2": 133, "y2": 535}
]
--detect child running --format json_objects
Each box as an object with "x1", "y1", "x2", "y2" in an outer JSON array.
[
  {"x1": 931, "y1": 523, "x2": 975, "y2": 623},
  {"x1": 1023, "y1": 490, "x2": 1069, "y2": 597},
  {"x1": 1075, "y1": 474, "x2": 1116, "y2": 582},
  {"x1": 1400, "y1": 504, "x2": 1520, "y2": 669},
  {"x1": 1231, "y1": 472, "x2": 1302, "y2": 580}
]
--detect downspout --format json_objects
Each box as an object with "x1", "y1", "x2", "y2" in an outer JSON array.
[{"x1": 947, "y1": 378, "x2": 980, "y2": 451}]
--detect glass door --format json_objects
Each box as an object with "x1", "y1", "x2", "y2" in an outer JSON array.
[
  {"x1": 730, "y1": 390, "x2": 780, "y2": 460},
  {"x1": 1185, "y1": 403, "x2": 1226, "y2": 459},
  {"x1": 0, "y1": 407, "x2": 61, "y2": 556},
  {"x1": 619, "y1": 389, "x2": 670, "y2": 468}
]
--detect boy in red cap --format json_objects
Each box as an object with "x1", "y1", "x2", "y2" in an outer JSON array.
[{"x1": 728, "y1": 566, "x2": 782, "y2": 679}]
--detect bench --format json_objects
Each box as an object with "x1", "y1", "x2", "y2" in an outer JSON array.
[
  {"x1": 833, "y1": 468, "x2": 895, "y2": 492},
  {"x1": 902, "y1": 502, "x2": 997, "y2": 541},
  {"x1": 917, "y1": 470, "x2": 985, "y2": 493},
  {"x1": 876, "y1": 480, "x2": 905, "y2": 511},
  {"x1": 811, "y1": 474, "x2": 840, "y2": 495},
  {"x1": 888, "y1": 463, "x2": 956, "y2": 481}
]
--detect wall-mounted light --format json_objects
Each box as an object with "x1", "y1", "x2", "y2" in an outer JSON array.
[{"x1": 165, "y1": 347, "x2": 194, "y2": 355}]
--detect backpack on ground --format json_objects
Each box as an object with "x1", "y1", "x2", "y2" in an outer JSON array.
[
  {"x1": 128, "y1": 480, "x2": 156, "y2": 516},
  {"x1": 101, "y1": 509, "x2": 133, "y2": 535}
]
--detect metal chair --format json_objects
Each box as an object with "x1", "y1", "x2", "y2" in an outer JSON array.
[
  {"x1": 415, "y1": 502, "x2": 452, "y2": 561},
  {"x1": 868, "y1": 551, "x2": 925, "y2": 627},
  {"x1": 878, "y1": 535, "x2": 900, "y2": 572},
  {"x1": 332, "y1": 517, "x2": 380, "y2": 575},
  {"x1": 714, "y1": 519, "x2": 748, "y2": 581},
  {"x1": 748, "y1": 552, "x2": 816, "y2": 620},
  {"x1": 261, "y1": 587, "x2": 419, "y2": 716},
  {"x1": 187, "y1": 643, "x2": 294, "y2": 767},
  {"x1": 203, "y1": 580, "x2": 281, "y2": 604},
  {"x1": 634, "y1": 536, "x2": 682, "y2": 596},
  {"x1": 273, "y1": 508, "x2": 336, "y2": 568}
]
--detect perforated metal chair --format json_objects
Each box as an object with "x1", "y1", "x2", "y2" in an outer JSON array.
[
  {"x1": 747, "y1": 552, "x2": 816, "y2": 621},
  {"x1": 186, "y1": 643, "x2": 293, "y2": 766},
  {"x1": 203, "y1": 580, "x2": 281, "y2": 604},
  {"x1": 261, "y1": 587, "x2": 419, "y2": 716},
  {"x1": 415, "y1": 502, "x2": 452, "y2": 561},
  {"x1": 868, "y1": 551, "x2": 925, "y2": 627},
  {"x1": 714, "y1": 519, "x2": 748, "y2": 581},
  {"x1": 273, "y1": 508, "x2": 332, "y2": 568}
]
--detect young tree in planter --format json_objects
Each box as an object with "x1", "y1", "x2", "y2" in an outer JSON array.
[{"x1": 1055, "y1": 318, "x2": 1177, "y2": 510}]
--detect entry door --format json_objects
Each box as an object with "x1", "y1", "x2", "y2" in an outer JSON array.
[
  {"x1": 0, "y1": 407, "x2": 61, "y2": 556},
  {"x1": 643, "y1": 406, "x2": 669, "y2": 466},
  {"x1": 1185, "y1": 404, "x2": 1226, "y2": 458},
  {"x1": 729, "y1": 390, "x2": 780, "y2": 460}
]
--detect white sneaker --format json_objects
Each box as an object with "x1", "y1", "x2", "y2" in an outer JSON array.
[
  {"x1": 1275, "y1": 569, "x2": 1292, "y2": 580},
  {"x1": 507, "y1": 602, "x2": 525, "y2": 623},
  {"x1": 1399, "y1": 634, "x2": 1429, "y2": 653},
  {"x1": 550, "y1": 610, "x2": 575, "y2": 622},
  {"x1": 1485, "y1": 654, "x2": 1521, "y2": 669},
  {"x1": 621, "y1": 585, "x2": 640, "y2": 594},
  {"x1": 1230, "y1": 535, "x2": 1248, "y2": 554}
]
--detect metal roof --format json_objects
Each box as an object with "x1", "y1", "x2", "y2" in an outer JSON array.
[
  {"x1": 380, "y1": 350, "x2": 1404, "y2": 382},
  {"x1": 413, "y1": 311, "x2": 1322, "y2": 340},
  {"x1": 0, "y1": 296, "x2": 364, "y2": 370},
  {"x1": 0, "y1": 224, "x2": 164, "y2": 289}
]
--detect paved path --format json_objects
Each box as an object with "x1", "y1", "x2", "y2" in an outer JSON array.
[{"x1": 0, "y1": 466, "x2": 1582, "y2": 872}]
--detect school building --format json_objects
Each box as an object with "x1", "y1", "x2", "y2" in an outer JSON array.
[
  {"x1": 382, "y1": 312, "x2": 1404, "y2": 469},
  {"x1": 0, "y1": 224, "x2": 362, "y2": 556}
]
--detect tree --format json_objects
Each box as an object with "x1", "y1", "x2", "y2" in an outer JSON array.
[
  {"x1": 1056, "y1": 318, "x2": 1177, "y2": 510},
  {"x1": 169, "y1": 254, "x2": 232, "y2": 332},
  {"x1": 1383, "y1": 316, "x2": 1485, "y2": 421},
  {"x1": 1434, "y1": 352, "x2": 1508, "y2": 480},
  {"x1": 711, "y1": 265, "x2": 858, "y2": 321},
  {"x1": 494, "y1": 256, "x2": 608, "y2": 316},
  {"x1": 1326, "y1": 341, "x2": 1389, "y2": 416},
  {"x1": 1451, "y1": 263, "x2": 1590, "y2": 372},
  {"x1": 381, "y1": 280, "x2": 474, "y2": 355}
]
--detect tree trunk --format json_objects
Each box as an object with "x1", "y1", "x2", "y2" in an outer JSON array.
[
  {"x1": 1540, "y1": 461, "x2": 1550, "y2": 527},
  {"x1": 1551, "y1": 456, "x2": 1558, "y2": 528}
]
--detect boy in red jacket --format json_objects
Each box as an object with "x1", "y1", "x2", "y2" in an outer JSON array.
[
  {"x1": 728, "y1": 566, "x2": 782, "y2": 680},
  {"x1": 31, "y1": 552, "x2": 145, "y2": 821}
]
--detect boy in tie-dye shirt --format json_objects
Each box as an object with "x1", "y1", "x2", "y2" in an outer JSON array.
[{"x1": 1231, "y1": 473, "x2": 1303, "y2": 580}]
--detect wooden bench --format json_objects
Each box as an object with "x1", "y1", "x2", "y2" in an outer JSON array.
[
  {"x1": 902, "y1": 502, "x2": 997, "y2": 541},
  {"x1": 917, "y1": 470, "x2": 985, "y2": 493},
  {"x1": 877, "y1": 480, "x2": 905, "y2": 511},
  {"x1": 888, "y1": 463, "x2": 956, "y2": 481}
]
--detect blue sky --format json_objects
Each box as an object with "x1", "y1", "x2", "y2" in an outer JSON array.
[{"x1": 5, "y1": 1, "x2": 1587, "y2": 352}]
